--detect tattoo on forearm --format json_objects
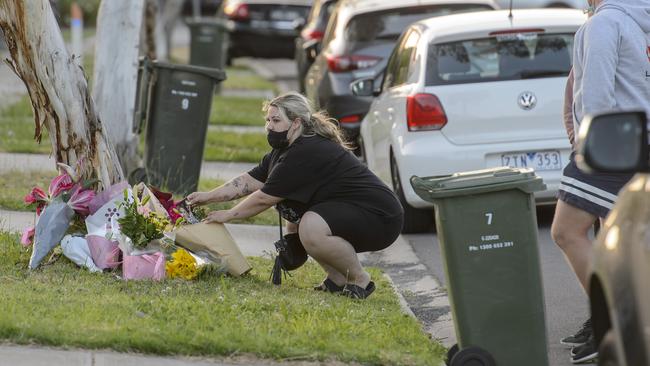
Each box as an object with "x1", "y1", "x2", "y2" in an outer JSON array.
[
  {"x1": 229, "y1": 177, "x2": 242, "y2": 188},
  {"x1": 242, "y1": 183, "x2": 251, "y2": 195}
]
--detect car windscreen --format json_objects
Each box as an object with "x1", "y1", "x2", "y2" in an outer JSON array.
[
  {"x1": 426, "y1": 32, "x2": 574, "y2": 85},
  {"x1": 343, "y1": 4, "x2": 493, "y2": 54}
]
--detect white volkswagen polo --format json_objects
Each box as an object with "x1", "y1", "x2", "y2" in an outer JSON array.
[{"x1": 355, "y1": 9, "x2": 587, "y2": 232}]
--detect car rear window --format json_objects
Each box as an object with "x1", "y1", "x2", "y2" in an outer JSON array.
[
  {"x1": 344, "y1": 4, "x2": 493, "y2": 54},
  {"x1": 426, "y1": 32, "x2": 574, "y2": 85}
]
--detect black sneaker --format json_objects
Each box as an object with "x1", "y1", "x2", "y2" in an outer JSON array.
[
  {"x1": 571, "y1": 335, "x2": 598, "y2": 364},
  {"x1": 561, "y1": 318, "x2": 592, "y2": 347}
]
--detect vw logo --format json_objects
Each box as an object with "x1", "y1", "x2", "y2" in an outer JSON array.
[{"x1": 518, "y1": 91, "x2": 537, "y2": 110}]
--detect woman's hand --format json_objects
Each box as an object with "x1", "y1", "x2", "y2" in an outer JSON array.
[
  {"x1": 186, "y1": 191, "x2": 212, "y2": 207},
  {"x1": 203, "y1": 210, "x2": 233, "y2": 224}
]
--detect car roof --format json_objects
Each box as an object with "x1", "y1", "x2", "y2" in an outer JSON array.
[
  {"x1": 337, "y1": 0, "x2": 498, "y2": 17},
  {"x1": 419, "y1": 9, "x2": 586, "y2": 43}
]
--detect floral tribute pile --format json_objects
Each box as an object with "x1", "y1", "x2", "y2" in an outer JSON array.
[{"x1": 20, "y1": 163, "x2": 219, "y2": 281}]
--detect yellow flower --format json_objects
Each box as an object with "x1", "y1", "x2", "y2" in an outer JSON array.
[{"x1": 166, "y1": 248, "x2": 198, "y2": 280}]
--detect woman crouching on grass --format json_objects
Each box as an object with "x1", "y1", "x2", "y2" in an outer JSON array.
[{"x1": 186, "y1": 92, "x2": 403, "y2": 299}]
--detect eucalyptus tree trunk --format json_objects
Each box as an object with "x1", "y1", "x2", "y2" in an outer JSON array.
[
  {"x1": 0, "y1": 0, "x2": 124, "y2": 188},
  {"x1": 142, "y1": 0, "x2": 158, "y2": 60},
  {"x1": 92, "y1": 0, "x2": 146, "y2": 178}
]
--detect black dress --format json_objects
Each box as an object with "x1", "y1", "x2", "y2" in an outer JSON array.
[{"x1": 248, "y1": 135, "x2": 404, "y2": 253}]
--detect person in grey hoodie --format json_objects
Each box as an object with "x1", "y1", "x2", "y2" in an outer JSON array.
[{"x1": 551, "y1": 0, "x2": 650, "y2": 363}]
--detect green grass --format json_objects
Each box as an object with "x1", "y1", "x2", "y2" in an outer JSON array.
[
  {"x1": 203, "y1": 130, "x2": 267, "y2": 163},
  {"x1": 0, "y1": 171, "x2": 53, "y2": 212},
  {"x1": 0, "y1": 118, "x2": 51, "y2": 154},
  {"x1": 210, "y1": 96, "x2": 266, "y2": 126},
  {"x1": 2, "y1": 96, "x2": 267, "y2": 162},
  {"x1": 222, "y1": 69, "x2": 277, "y2": 92},
  {"x1": 0, "y1": 232, "x2": 445, "y2": 365},
  {"x1": 0, "y1": 98, "x2": 51, "y2": 154}
]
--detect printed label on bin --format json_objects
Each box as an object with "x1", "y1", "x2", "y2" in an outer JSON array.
[{"x1": 467, "y1": 234, "x2": 515, "y2": 252}]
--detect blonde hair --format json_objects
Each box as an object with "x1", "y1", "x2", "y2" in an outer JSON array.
[{"x1": 263, "y1": 92, "x2": 353, "y2": 150}]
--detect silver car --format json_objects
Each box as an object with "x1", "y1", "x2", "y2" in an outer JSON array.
[{"x1": 304, "y1": 0, "x2": 498, "y2": 151}]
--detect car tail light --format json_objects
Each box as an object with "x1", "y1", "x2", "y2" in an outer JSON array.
[
  {"x1": 301, "y1": 28, "x2": 324, "y2": 41},
  {"x1": 339, "y1": 114, "x2": 361, "y2": 124},
  {"x1": 224, "y1": 2, "x2": 249, "y2": 21},
  {"x1": 326, "y1": 54, "x2": 381, "y2": 73},
  {"x1": 407, "y1": 94, "x2": 447, "y2": 131}
]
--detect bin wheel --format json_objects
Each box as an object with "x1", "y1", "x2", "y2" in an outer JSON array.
[
  {"x1": 450, "y1": 346, "x2": 496, "y2": 366},
  {"x1": 390, "y1": 153, "x2": 434, "y2": 233},
  {"x1": 446, "y1": 343, "x2": 459, "y2": 365}
]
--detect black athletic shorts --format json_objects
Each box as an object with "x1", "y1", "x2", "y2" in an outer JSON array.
[
  {"x1": 557, "y1": 152, "x2": 633, "y2": 218},
  {"x1": 309, "y1": 201, "x2": 403, "y2": 253}
]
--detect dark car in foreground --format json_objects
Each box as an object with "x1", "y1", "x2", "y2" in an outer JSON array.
[
  {"x1": 576, "y1": 111, "x2": 650, "y2": 366},
  {"x1": 304, "y1": 0, "x2": 497, "y2": 151},
  {"x1": 217, "y1": 0, "x2": 313, "y2": 60},
  {"x1": 294, "y1": 0, "x2": 338, "y2": 92}
]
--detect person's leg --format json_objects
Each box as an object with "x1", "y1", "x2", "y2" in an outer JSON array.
[
  {"x1": 551, "y1": 200, "x2": 597, "y2": 292},
  {"x1": 298, "y1": 211, "x2": 371, "y2": 288},
  {"x1": 287, "y1": 219, "x2": 348, "y2": 286}
]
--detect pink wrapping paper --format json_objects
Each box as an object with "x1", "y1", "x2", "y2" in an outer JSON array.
[
  {"x1": 86, "y1": 235, "x2": 121, "y2": 269},
  {"x1": 88, "y1": 181, "x2": 130, "y2": 215},
  {"x1": 123, "y1": 252, "x2": 166, "y2": 281}
]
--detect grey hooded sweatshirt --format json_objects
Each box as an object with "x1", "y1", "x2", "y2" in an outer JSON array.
[{"x1": 572, "y1": 0, "x2": 650, "y2": 141}]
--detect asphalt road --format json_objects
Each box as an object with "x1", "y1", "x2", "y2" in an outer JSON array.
[{"x1": 405, "y1": 207, "x2": 590, "y2": 366}]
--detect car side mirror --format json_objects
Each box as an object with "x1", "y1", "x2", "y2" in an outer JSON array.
[
  {"x1": 350, "y1": 78, "x2": 375, "y2": 97},
  {"x1": 303, "y1": 39, "x2": 321, "y2": 63},
  {"x1": 576, "y1": 111, "x2": 649, "y2": 174}
]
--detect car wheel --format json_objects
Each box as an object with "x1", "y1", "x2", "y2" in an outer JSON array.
[
  {"x1": 390, "y1": 154, "x2": 434, "y2": 233},
  {"x1": 598, "y1": 330, "x2": 620, "y2": 366}
]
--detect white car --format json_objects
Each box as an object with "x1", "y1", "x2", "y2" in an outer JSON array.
[
  {"x1": 355, "y1": 9, "x2": 587, "y2": 232},
  {"x1": 494, "y1": 0, "x2": 586, "y2": 9}
]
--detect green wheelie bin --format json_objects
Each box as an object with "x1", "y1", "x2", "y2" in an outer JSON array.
[
  {"x1": 133, "y1": 57, "x2": 226, "y2": 195},
  {"x1": 186, "y1": 17, "x2": 230, "y2": 94},
  {"x1": 410, "y1": 167, "x2": 548, "y2": 366}
]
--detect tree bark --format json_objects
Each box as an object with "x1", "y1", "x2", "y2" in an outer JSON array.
[
  {"x1": 0, "y1": 0, "x2": 124, "y2": 188},
  {"x1": 142, "y1": 0, "x2": 158, "y2": 61},
  {"x1": 92, "y1": 0, "x2": 146, "y2": 178}
]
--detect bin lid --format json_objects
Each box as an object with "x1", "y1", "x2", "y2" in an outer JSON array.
[
  {"x1": 150, "y1": 60, "x2": 226, "y2": 82},
  {"x1": 410, "y1": 167, "x2": 546, "y2": 201}
]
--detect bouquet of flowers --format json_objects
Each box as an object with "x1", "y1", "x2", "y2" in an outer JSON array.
[
  {"x1": 117, "y1": 191, "x2": 171, "y2": 250},
  {"x1": 23, "y1": 162, "x2": 96, "y2": 269}
]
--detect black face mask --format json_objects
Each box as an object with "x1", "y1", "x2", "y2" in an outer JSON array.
[{"x1": 267, "y1": 128, "x2": 290, "y2": 149}]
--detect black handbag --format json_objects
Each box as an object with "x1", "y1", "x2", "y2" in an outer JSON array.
[{"x1": 270, "y1": 213, "x2": 308, "y2": 285}]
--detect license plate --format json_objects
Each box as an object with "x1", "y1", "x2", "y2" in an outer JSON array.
[{"x1": 500, "y1": 150, "x2": 562, "y2": 171}]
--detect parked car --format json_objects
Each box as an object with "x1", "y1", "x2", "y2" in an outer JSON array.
[
  {"x1": 355, "y1": 9, "x2": 586, "y2": 232},
  {"x1": 576, "y1": 111, "x2": 650, "y2": 366},
  {"x1": 494, "y1": 0, "x2": 586, "y2": 9},
  {"x1": 304, "y1": 0, "x2": 498, "y2": 153},
  {"x1": 294, "y1": 0, "x2": 339, "y2": 92},
  {"x1": 216, "y1": 0, "x2": 313, "y2": 59}
]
